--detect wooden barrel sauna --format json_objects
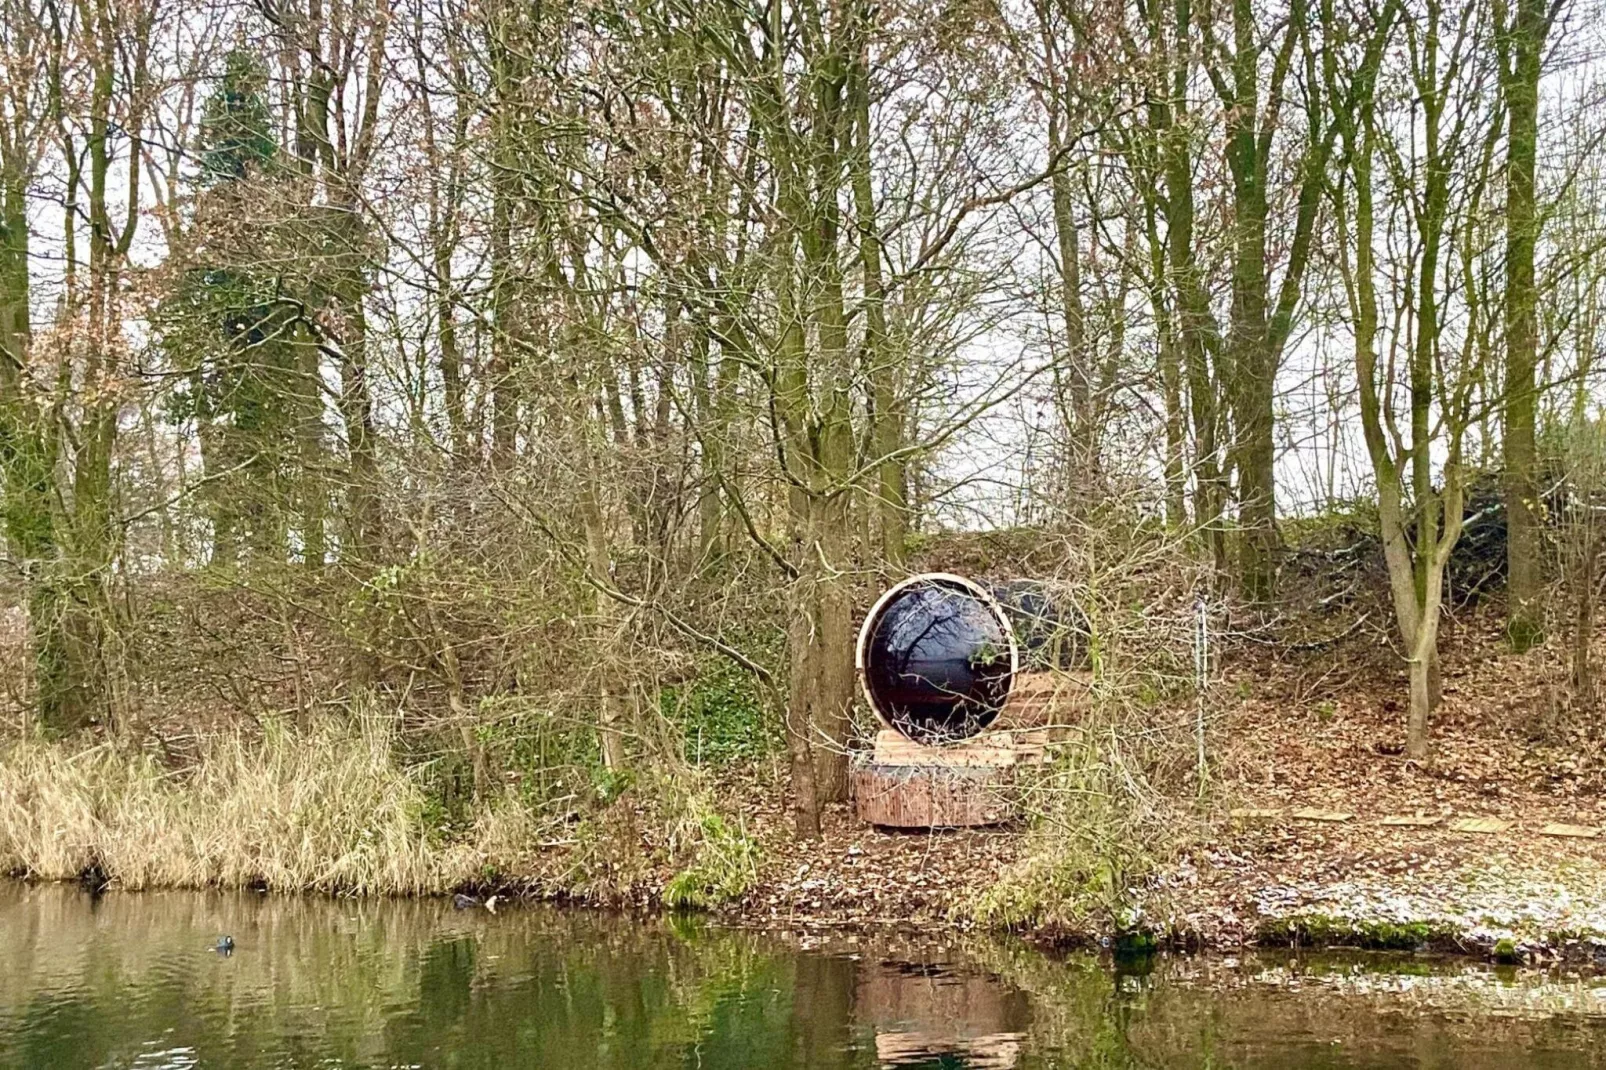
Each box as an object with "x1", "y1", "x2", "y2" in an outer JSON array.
[{"x1": 852, "y1": 573, "x2": 1087, "y2": 828}]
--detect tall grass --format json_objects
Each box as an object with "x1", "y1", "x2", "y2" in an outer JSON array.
[
  {"x1": 0, "y1": 713, "x2": 756, "y2": 907},
  {"x1": 0, "y1": 716, "x2": 472, "y2": 894},
  {"x1": 969, "y1": 729, "x2": 1184, "y2": 936}
]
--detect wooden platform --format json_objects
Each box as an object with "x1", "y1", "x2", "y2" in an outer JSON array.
[
  {"x1": 852, "y1": 730, "x2": 1055, "y2": 828},
  {"x1": 869, "y1": 729, "x2": 1054, "y2": 766},
  {"x1": 994, "y1": 670, "x2": 1091, "y2": 729},
  {"x1": 851, "y1": 671, "x2": 1085, "y2": 830}
]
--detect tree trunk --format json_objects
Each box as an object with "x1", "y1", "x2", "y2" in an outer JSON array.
[
  {"x1": 295, "y1": 320, "x2": 326, "y2": 568},
  {"x1": 578, "y1": 415, "x2": 629, "y2": 771},
  {"x1": 56, "y1": 22, "x2": 130, "y2": 732},
  {"x1": 487, "y1": 165, "x2": 519, "y2": 471},
  {"x1": 749, "y1": 0, "x2": 865, "y2": 829},
  {"x1": 1407, "y1": 547, "x2": 1448, "y2": 758},
  {"x1": 333, "y1": 260, "x2": 381, "y2": 564},
  {"x1": 1326, "y1": 0, "x2": 1460, "y2": 758},
  {"x1": 0, "y1": 165, "x2": 71, "y2": 732},
  {"x1": 1233, "y1": 367, "x2": 1277, "y2": 601},
  {"x1": 1574, "y1": 532, "x2": 1596, "y2": 709},
  {"x1": 434, "y1": 223, "x2": 469, "y2": 467},
  {"x1": 1145, "y1": 191, "x2": 1187, "y2": 528},
  {"x1": 1502, "y1": 0, "x2": 1546, "y2": 651},
  {"x1": 690, "y1": 322, "x2": 722, "y2": 560},
  {"x1": 810, "y1": 491, "x2": 856, "y2": 803},
  {"x1": 806, "y1": 270, "x2": 856, "y2": 804},
  {"x1": 1221, "y1": 0, "x2": 1276, "y2": 601},
  {"x1": 851, "y1": 32, "x2": 905, "y2": 566},
  {"x1": 785, "y1": 556, "x2": 824, "y2": 839},
  {"x1": 1407, "y1": 629, "x2": 1434, "y2": 759},
  {"x1": 776, "y1": 256, "x2": 856, "y2": 824},
  {"x1": 1049, "y1": 118, "x2": 1096, "y2": 504},
  {"x1": 1150, "y1": 0, "x2": 1227, "y2": 569}
]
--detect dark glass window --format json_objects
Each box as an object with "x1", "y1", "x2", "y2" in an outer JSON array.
[
  {"x1": 987, "y1": 579, "x2": 1090, "y2": 671},
  {"x1": 862, "y1": 577, "x2": 1014, "y2": 744}
]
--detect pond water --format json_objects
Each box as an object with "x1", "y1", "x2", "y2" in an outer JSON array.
[{"x1": 4, "y1": 883, "x2": 1606, "y2": 1069}]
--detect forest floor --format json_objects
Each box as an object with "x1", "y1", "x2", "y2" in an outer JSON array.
[
  {"x1": 708, "y1": 598, "x2": 1606, "y2": 965},
  {"x1": 1179, "y1": 596, "x2": 1606, "y2": 964}
]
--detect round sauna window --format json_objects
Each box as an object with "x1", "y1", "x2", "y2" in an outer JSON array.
[{"x1": 857, "y1": 574, "x2": 1017, "y2": 745}]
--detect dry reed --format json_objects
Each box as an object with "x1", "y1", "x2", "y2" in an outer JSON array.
[{"x1": 0, "y1": 715, "x2": 521, "y2": 895}]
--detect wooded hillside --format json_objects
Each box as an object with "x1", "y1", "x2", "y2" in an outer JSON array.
[{"x1": 1, "y1": 0, "x2": 1603, "y2": 844}]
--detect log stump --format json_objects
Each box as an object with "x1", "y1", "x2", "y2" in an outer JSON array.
[{"x1": 851, "y1": 758, "x2": 1016, "y2": 828}]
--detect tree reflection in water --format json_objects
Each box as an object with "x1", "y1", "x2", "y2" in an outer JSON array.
[{"x1": 2, "y1": 884, "x2": 1606, "y2": 1068}]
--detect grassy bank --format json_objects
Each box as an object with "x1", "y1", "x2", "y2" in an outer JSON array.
[
  {"x1": 0, "y1": 705, "x2": 1180, "y2": 930},
  {"x1": 0, "y1": 714, "x2": 766, "y2": 908},
  {"x1": 11, "y1": 527, "x2": 1606, "y2": 968},
  {"x1": 11, "y1": 694, "x2": 1606, "y2": 970},
  {"x1": 0, "y1": 524, "x2": 1205, "y2": 923},
  {"x1": 0, "y1": 718, "x2": 474, "y2": 894}
]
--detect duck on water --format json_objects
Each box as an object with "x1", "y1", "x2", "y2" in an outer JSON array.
[
  {"x1": 208, "y1": 897, "x2": 491, "y2": 961},
  {"x1": 452, "y1": 894, "x2": 499, "y2": 913}
]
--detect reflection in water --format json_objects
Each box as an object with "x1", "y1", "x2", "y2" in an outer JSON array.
[
  {"x1": 862, "y1": 577, "x2": 1015, "y2": 744},
  {"x1": 4, "y1": 884, "x2": 1606, "y2": 1068},
  {"x1": 862, "y1": 961, "x2": 1029, "y2": 1067}
]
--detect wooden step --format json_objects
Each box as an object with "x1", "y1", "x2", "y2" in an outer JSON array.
[
  {"x1": 995, "y1": 670, "x2": 1093, "y2": 729},
  {"x1": 869, "y1": 729, "x2": 1058, "y2": 766}
]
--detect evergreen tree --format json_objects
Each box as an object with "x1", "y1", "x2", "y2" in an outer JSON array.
[
  {"x1": 199, "y1": 51, "x2": 278, "y2": 184},
  {"x1": 159, "y1": 48, "x2": 312, "y2": 567}
]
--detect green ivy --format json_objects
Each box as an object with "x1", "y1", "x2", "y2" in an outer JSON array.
[{"x1": 660, "y1": 649, "x2": 779, "y2": 767}]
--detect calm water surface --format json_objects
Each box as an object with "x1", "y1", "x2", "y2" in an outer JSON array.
[{"x1": 4, "y1": 883, "x2": 1606, "y2": 1069}]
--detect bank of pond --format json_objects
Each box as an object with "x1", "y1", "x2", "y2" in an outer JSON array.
[{"x1": 3, "y1": 883, "x2": 1606, "y2": 1068}]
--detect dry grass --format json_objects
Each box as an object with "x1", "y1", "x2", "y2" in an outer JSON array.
[
  {"x1": 0, "y1": 714, "x2": 493, "y2": 895},
  {"x1": 962, "y1": 521, "x2": 1214, "y2": 938},
  {"x1": 0, "y1": 712, "x2": 761, "y2": 908}
]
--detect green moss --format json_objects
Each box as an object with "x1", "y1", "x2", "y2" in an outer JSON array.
[
  {"x1": 1494, "y1": 938, "x2": 1520, "y2": 964},
  {"x1": 1113, "y1": 928, "x2": 1159, "y2": 956},
  {"x1": 1257, "y1": 914, "x2": 1452, "y2": 951}
]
